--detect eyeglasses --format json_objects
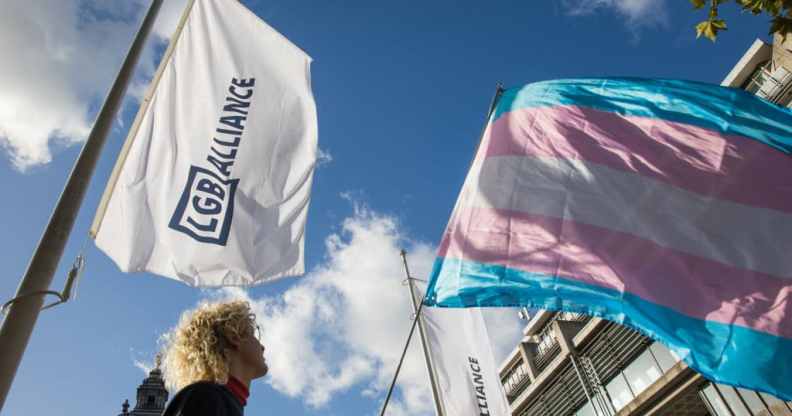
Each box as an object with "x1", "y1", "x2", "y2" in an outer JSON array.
[
  {"x1": 213, "y1": 319, "x2": 261, "y2": 346},
  {"x1": 253, "y1": 323, "x2": 262, "y2": 341}
]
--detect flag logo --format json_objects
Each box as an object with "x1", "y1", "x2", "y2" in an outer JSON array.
[
  {"x1": 92, "y1": 0, "x2": 318, "y2": 285},
  {"x1": 168, "y1": 165, "x2": 239, "y2": 245}
]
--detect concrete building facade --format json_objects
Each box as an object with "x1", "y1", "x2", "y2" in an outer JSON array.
[
  {"x1": 498, "y1": 311, "x2": 792, "y2": 416},
  {"x1": 497, "y1": 36, "x2": 792, "y2": 416},
  {"x1": 722, "y1": 34, "x2": 792, "y2": 107}
]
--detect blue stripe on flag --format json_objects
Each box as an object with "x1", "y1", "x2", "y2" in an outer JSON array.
[
  {"x1": 493, "y1": 78, "x2": 792, "y2": 154},
  {"x1": 424, "y1": 257, "x2": 792, "y2": 401}
]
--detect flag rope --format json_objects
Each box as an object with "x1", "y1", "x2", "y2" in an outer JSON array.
[
  {"x1": 401, "y1": 250, "x2": 445, "y2": 416},
  {"x1": 377, "y1": 272, "x2": 428, "y2": 416},
  {"x1": 0, "y1": 232, "x2": 90, "y2": 315}
]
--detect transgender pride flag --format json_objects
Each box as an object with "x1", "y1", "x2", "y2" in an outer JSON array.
[{"x1": 424, "y1": 78, "x2": 792, "y2": 399}]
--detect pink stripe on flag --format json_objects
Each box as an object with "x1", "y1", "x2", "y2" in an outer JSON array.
[
  {"x1": 484, "y1": 105, "x2": 792, "y2": 214},
  {"x1": 438, "y1": 207, "x2": 792, "y2": 339}
]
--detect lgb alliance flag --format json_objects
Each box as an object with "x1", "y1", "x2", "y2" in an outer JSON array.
[
  {"x1": 91, "y1": 0, "x2": 317, "y2": 286},
  {"x1": 421, "y1": 304, "x2": 511, "y2": 416},
  {"x1": 424, "y1": 79, "x2": 792, "y2": 399}
]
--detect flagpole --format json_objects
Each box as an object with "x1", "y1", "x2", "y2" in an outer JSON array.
[
  {"x1": 378, "y1": 85, "x2": 504, "y2": 415},
  {"x1": 378, "y1": 290, "x2": 425, "y2": 416},
  {"x1": 401, "y1": 250, "x2": 445, "y2": 416},
  {"x1": 0, "y1": 0, "x2": 163, "y2": 410}
]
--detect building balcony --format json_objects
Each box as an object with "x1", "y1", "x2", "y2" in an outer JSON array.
[
  {"x1": 533, "y1": 324, "x2": 562, "y2": 373},
  {"x1": 502, "y1": 358, "x2": 532, "y2": 400},
  {"x1": 556, "y1": 311, "x2": 590, "y2": 324},
  {"x1": 744, "y1": 63, "x2": 792, "y2": 105}
]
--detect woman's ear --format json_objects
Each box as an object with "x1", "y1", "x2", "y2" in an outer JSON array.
[
  {"x1": 217, "y1": 330, "x2": 240, "y2": 355},
  {"x1": 224, "y1": 334, "x2": 242, "y2": 351}
]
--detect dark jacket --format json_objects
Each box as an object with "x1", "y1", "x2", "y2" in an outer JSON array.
[{"x1": 162, "y1": 381, "x2": 243, "y2": 416}]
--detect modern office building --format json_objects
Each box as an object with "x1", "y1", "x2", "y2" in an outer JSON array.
[
  {"x1": 722, "y1": 33, "x2": 792, "y2": 106},
  {"x1": 498, "y1": 311, "x2": 792, "y2": 416},
  {"x1": 497, "y1": 35, "x2": 792, "y2": 416}
]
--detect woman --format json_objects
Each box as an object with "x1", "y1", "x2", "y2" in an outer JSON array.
[{"x1": 160, "y1": 300, "x2": 268, "y2": 416}]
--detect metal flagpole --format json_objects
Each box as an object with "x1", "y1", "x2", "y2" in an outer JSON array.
[
  {"x1": 0, "y1": 0, "x2": 163, "y2": 410},
  {"x1": 378, "y1": 84, "x2": 504, "y2": 416},
  {"x1": 378, "y1": 291, "x2": 425, "y2": 416},
  {"x1": 471, "y1": 83, "x2": 505, "y2": 165},
  {"x1": 401, "y1": 250, "x2": 445, "y2": 416}
]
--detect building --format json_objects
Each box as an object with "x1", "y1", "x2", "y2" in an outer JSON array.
[
  {"x1": 497, "y1": 36, "x2": 792, "y2": 416},
  {"x1": 722, "y1": 33, "x2": 792, "y2": 106},
  {"x1": 116, "y1": 357, "x2": 168, "y2": 416},
  {"x1": 498, "y1": 311, "x2": 792, "y2": 416}
]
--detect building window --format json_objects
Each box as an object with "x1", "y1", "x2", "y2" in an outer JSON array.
[
  {"x1": 700, "y1": 382, "x2": 790, "y2": 416},
  {"x1": 718, "y1": 385, "x2": 752, "y2": 416},
  {"x1": 701, "y1": 384, "x2": 733, "y2": 416},
  {"x1": 759, "y1": 392, "x2": 792, "y2": 414},
  {"x1": 736, "y1": 388, "x2": 770, "y2": 415},
  {"x1": 648, "y1": 342, "x2": 679, "y2": 373},
  {"x1": 147, "y1": 395, "x2": 156, "y2": 405},
  {"x1": 597, "y1": 342, "x2": 681, "y2": 412},
  {"x1": 622, "y1": 348, "x2": 663, "y2": 394},
  {"x1": 571, "y1": 341, "x2": 789, "y2": 416},
  {"x1": 606, "y1": 373, "x2": 634, "y2": 411},
  {"x1": 575, "y1": 401, "x2": 597, "y2": 416}
]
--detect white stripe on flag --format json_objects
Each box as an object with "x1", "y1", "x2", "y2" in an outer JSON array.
[{"x1": 458, "y1": 155, "x2": 792, "y2": 278}]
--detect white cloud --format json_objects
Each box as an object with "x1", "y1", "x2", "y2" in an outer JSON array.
[
  {"x1": 149, "y1": 0, "x2": 190, "y2": 40},
  {"x1": 180, "y1": 204, "x2": 522, "y2": 413},
  {"x1": 133, "y1": 358, "x2": 154, "y2": 375},
  {"x1": 130, "y1": 347, "x2": 154, "y2": 374},
  {"x1": 561, "y1": 0, "x2": 668, "y2": 31},
  {"x1": 316, "y1": 147, "x2": 333, "y2": 167},
  {"x1": 0, "y1": 0, "x2": 186, "y2": 171}
]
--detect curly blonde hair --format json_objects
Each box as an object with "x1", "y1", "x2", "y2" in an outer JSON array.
[{"x1": 161, "y1": 300, "x2": 256, "y2": 391}]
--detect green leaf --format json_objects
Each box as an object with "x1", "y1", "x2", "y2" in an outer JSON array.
[
  {"x1": 769, "y1": 0, "x2": 784, "y2": 15},
  {"x1": 741, "y1": 0, "x2": 785, "y2": 14},
  {"x1": 691, "y1": 0, "x2": 707, "y2": 8},
  {"x1": 712, "y1": 18, "x2": 728, "y2": 28},
  {"x1": 696, "y1": 19, "x2": 728, "y2": 40},
  {"x1": 769, "y1": 15, "x2": 792, "y2": 37}
]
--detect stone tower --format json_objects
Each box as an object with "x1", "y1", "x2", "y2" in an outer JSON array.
[{"x1": 117, "y1": 355, "x2": 169, "y2": 416}]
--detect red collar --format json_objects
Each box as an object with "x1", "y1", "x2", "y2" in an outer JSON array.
[{"x1": 225, "y1": 376, "x2": 250, "y2": 406}]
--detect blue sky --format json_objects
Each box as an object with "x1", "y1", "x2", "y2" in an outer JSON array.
[{"x1": 0, "y1": 1, "x2": 772, "y2": 415}]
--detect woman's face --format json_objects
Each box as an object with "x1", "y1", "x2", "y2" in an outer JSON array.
[{"x1": 238, "y1": 323, "x2": 268, "y2": 378}]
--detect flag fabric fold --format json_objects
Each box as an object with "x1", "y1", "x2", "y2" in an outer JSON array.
[
  {"x1": 93, "y1": 0, "x2": 317, "y2": 286},
  {"x1": 424, "y1": 78, "x2": 792, "y2": 399},
  {"x1": 417, "y1": 278, "x2": 510, "y2": 416}
]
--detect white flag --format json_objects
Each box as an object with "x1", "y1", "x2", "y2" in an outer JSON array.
[
  {"x1": 422, "y1": 305, "x2": 511, "y2": 415},
  {"x1": 92, "y1": 0, "x2": 317, "y2": 286}
]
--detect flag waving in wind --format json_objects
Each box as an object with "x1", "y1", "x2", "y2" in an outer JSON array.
[
  {"x1": 424, "y1": 78, "x2": 792, "y2": 399},
  {"x1": 91, "y1": 0, "x2": 317, "y2": 287},
  {"x1": 422, "y1": 305, "x2": 511, "y2": 416}
]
